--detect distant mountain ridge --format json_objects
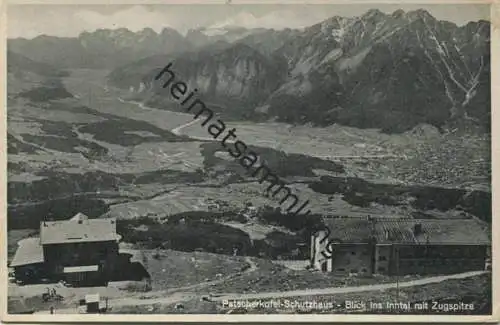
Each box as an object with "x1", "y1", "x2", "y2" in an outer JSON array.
[
  {"x1": 108, "y1": 9, "x2": 491, "y2": 133},
  {"x1": 7, "y1": 51, "x2": 73, "y2": 101},
  {"x1": 8, "y1": 9, "x2": 491, "y2": 133},
  {"x1": 8, "y1": 25, "x2": 278, "y2": 69},
  {"x1": 8, "y1": 27, "x2": 193, "y2": 69}
]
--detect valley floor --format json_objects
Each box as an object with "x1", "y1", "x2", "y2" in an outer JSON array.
[{"x1": 6, "y1": 68, "x2": 492, "y2": 315}]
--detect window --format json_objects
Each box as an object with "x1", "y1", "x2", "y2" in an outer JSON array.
[
  {"x1": 378, "y1": 255, "x2": 387, "y2": 261},
  {"x1": 377, "y1": 267, "x2": 386, "y2": 273},
  {"x1": 337, "y1": 268, "x2": 345, "y2": 272},
  {"x1": 361, "y1": 268, "x2": 367, "y2": 273},
  {"x1": 350, "y1": 269, "x2": 358, "y2": 273}
]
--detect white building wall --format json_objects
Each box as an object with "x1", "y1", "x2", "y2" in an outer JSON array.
[{"x1": 311, "y1": 231, "x2": 333, "y2": 271}]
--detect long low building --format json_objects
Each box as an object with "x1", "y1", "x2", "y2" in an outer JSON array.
[
  {"x1": 10, "y1": 213, "x2": 121, "y2": 285},
  {"x1": 310, "y1": 217, "x2": 491, "y2": 275}
]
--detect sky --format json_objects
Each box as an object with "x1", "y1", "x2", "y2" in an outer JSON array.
[{"x1": 7, "y1": 3, "x2": 491, "y2": 39}]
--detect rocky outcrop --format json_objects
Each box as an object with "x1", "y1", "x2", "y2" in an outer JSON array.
[
  {"x1": 110, "y1": 42, "x2": 288, "y2": 116},
  {"x1": 262, "y1": 9, "x2": 490, "y2": 132}
]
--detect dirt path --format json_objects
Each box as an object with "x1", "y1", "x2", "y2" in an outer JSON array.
[
  {"x1": 114, "y1": 270, "x2": 486, "y2": 306},
  {"x1": 210, "y1": 270, "x2": 486, "y2": 301},
  {"x1": 118, "y1": 270, "x2": 486, "y2": 308},
  {"x1": 110, "y1": 258, "x2": 259, "y2": 308},
  {"x1": 35, "y1": 270, "x2": 486, "y2": 314},
  {"x1": 171, "y1": 118, "x2": 201, "y2": 136},
  {"x1": 33, "y1": 257, "x2": 258, "y2": 314}
]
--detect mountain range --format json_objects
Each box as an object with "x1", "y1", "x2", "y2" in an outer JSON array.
[
  {"x1": 8, "y1": 27, "x2": 192, "y2": 69},
  {"x1": 8, "y1": 8, "x2": 491, "y2": 133}
]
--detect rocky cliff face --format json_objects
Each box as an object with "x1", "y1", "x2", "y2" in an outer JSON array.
[
  {"x1": 110, "y1": 42, "x2": 288, "y2": 116},
  {"x1": 262, "y1": 9, "x2": 490, "y2": 132},
  {"x1": 158, "y1": 43, "x2": 287, "y2": 103}
]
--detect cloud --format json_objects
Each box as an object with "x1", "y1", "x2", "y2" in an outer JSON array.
[
  {"x1": 8, "y1": 5, "x2": 175, "y2": 38},
  {"x1": 206, "y1": 9, "x2": 333, "y2": 30},
  {"x1": 8, "y1": 6, "x2": 331, "y2": 39},
  {"x1": 73, "y1": 5, "x2": 174, "y2": 33}
]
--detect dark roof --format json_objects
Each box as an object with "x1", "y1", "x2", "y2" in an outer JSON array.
[
  {"x1": 40, "y1": 217, "x2": 119, "y2": 245},
  {"x1": 375, "y1": 219, "x2": 491, "y2": 245},
  {"x1": 10, "y1": 238, "x2": 44, "y2": 267},
  {"x1": 323, "y1": 217, "x2": 374, "y2": 242},
  {"x1": 321, "y1": 217, "x2": 490, "y2": 245}
]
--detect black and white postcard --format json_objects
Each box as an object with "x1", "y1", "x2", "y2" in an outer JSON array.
[{"x1": 1, "y1": 0, "x2": 498, "y2": 322}]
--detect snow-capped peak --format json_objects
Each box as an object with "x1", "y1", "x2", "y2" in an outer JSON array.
[
  {"x1": 205, "y1": 9, "x2": 332, "y2": 31},
  {"x1": 207, "y1": 12, "x2": 260, "y2": 30}
]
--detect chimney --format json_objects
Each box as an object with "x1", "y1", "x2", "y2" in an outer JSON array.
[{"x1": 413, "y1": 223, "x2": 423, "y2": 236}]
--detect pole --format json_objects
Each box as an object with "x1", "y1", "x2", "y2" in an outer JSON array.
[{"x1": 396, "y1": 245, "x2": 400, "y2": 300}]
